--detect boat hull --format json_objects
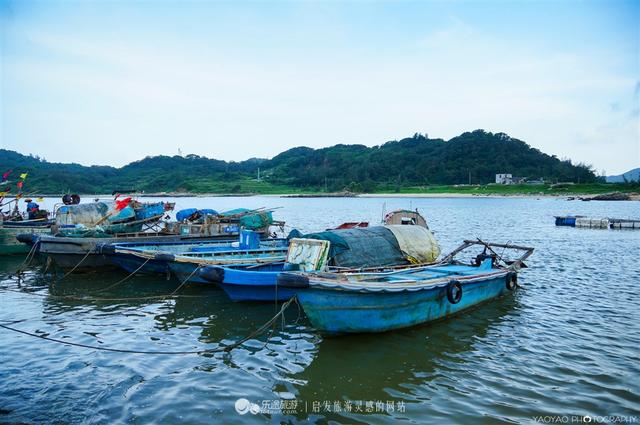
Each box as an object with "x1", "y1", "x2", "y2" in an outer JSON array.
[
  {"x1": 0, "y1": 227, "x2": 50, "y2": 255},
  {"x1": 297, "y1": 273, "x2": 510, "y2": 334},
  {"x1": 109, "y1": 254, "x2": 171, "y2": 276},
  {"x1": 215, "y1": 265, "x2": 291, "y2": 301},
  {"x1": 33, "y1": 234, "x2": 214, "y2": 269},
  {"x1": 168, "y1": 262, "x2": 210, "y2": 284}
]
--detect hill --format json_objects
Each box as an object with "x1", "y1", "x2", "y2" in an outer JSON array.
[
  {"x1": 606, "y1": 168, "x2": 640, "y2": 183},
  {"x1": 0, "y1": 130, "x2": 599, "y2": 194}
]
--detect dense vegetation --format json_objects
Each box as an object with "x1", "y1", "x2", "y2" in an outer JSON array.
[{"x1": 0, "y1": 130, "x2": 603, "y2": 194}]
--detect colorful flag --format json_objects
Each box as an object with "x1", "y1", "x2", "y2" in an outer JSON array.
[
  {"x1": 115, "y1": 197, "x2": 132, "y2": 211},
  {"x1": 2, "y1": 170, "x2": 12, "y2": 181},
  {"x1": 0, "y1": 191, "x2": 7, "y2": 197},
  {"x1": 16, "y1": 181, "x2": 23, "y2": 189},
  {"x1": 19, "y1": 173, "x2": 28, "y2": 179}
]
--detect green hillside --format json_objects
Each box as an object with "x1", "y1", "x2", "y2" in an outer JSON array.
[{"x1": 0, "y1": 130, "x2": 602, "y2": 194}]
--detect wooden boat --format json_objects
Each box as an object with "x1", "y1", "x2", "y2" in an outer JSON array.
[
  {"x1": 0, "y1": 219, "x2": 52, "y2": 255},
  {"x1": 276, "y1": 240, "x2": 534, "y2": 334},
  {"x1": 107, "y1": 234, "x2": 288, "y2": 281},
  {"x1": 168, "y1": 249, "x2": 287, "y2": 284},
  {"x1": 17, "y1": 208, "x2": 286, "y2": 269},
  {"x1": 199, "y1": 225, "x2": 441, "y2": 302}
]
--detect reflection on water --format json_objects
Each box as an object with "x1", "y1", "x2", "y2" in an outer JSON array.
[{"x1": 1, "y1": 196, "x2": 639, "y2": 424}]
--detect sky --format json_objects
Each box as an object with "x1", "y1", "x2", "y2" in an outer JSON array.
[{"x1": 0, "y1": 0, "x2": 638, "y2": 175}]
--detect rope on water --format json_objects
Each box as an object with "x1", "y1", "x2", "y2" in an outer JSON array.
[
  {"x1": 0, "y1": 286, "x2": 204, "y2": 301},
  {"x1": 57, "y1": 249, "x2": 95, "y2": 281},
  {"x1": 90, "y1": 258, "x2": 152, "y2": 294},
  {"x1": 0, "y1": 296, "x2": 298, "y2": 355},
  {"x1": 0, "y1": 261, "x2": 203, "y2": 302},
  {"x1": 11, "y1": 241, "x2": 40, "y2": 277}
]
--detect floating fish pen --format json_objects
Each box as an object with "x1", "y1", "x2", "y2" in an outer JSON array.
[
  {"x1": 555, "y1": 216, "x2": 640, "y2": 230},
  {"x1": 575, "y1": 218, "x2": 609, "y2": 229},
  {"x1": 609, "y1": 219, "x2": 640, "y2": 229},
  {"x1": 554, "y1": 216, "x2": 584, "y2": 227}
]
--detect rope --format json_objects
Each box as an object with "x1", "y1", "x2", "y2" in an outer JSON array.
[
  {"x1": 166, "y1": 265, "x2": 202, "y2": 296},
  {"x1": 0, "y1": 296, "x2": 297, "y2": 355},
  {"x1": 11, "y1": 240, "x2": 40, "y2": 276},
  {"x1": 57, "y1": 249, "x2": 94, "y2": 281},
  {"x1": 90, "y1": 258, "x2": 152, "y2": 294},
  {"x1": 0, "y1": 286, "x2": 203, "y2": 301}
]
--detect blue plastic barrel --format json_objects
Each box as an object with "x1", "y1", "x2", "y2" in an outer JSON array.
[{"x1": 239, "y1": 229, "x2": 261, "y2": 249}]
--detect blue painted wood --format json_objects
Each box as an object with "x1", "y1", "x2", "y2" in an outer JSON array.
[
  {"x1": 109, "y1": 255, "x2": 170, "y2": 275},
  {"x1": 294, "y1": 263, "x2": 513, "y2": 334},
  {"x1": 213, "y1": 264, "x2": 291, "y2": 301}
]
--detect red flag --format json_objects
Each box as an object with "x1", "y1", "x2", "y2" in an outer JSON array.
[
  {"x1": 115, "y1": 197, "x2": 131, "y2": 211},
  {"x1": 2, "y1": 170, "x2": 11, "y2": 181},
  {"x1": 16, "y1": 181, "x2": 23, "y2": 189}
]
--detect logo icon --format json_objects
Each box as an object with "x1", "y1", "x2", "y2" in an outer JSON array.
[{"x1": 235, "y1": 398, "x2": 260, "y2": 415}]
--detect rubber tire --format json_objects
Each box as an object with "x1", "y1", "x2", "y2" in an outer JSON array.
[
  {"x1": 154, "y1": 252, "x2": 175, "y2": 262},
  {"x1": 199, "y1": 266, "x2": 225, "y2": 283},
  {"x1": 506, "y1": 272, "x2": 517, "y2": 290},
  {"x1": 446, "y1": 280, "x2": 462, "y2": 304},
  {"x1": 277, "y1": 272, "x2": 309, "y2": 288}
]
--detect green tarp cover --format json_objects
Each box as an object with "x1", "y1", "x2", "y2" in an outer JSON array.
[
  {"x1": 304, "y1": 226, "x2": 408, "y2": 268},
  {"x1": 221, "y1": 208, "x2": 274, "y2": 230}
]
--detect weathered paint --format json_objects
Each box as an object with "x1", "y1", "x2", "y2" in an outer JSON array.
[
  {"x1": 296, "y1": 274, "x2": 511, "y2": 334},
  {"x1": 0, "y1": 227, "x2": 50, "y2": 255},
  {"x1": 168, "y1": 262, "x2": 211, "y2": 284},
  {"x1": 216, "y1": 265, "x2": 292, "y2": 301},
  {"x1": 110, "y1": 255, "x2": 171, "y2": 276}
]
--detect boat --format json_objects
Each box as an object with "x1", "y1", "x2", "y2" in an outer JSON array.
[
  {"x1": 105, "y1": 231, "x2": 288, "y2": 280},
  {"x1": 276, "y1": 240, "x2": 534, "y2": 334},
  {"x1": 53, "y1": 200, "x2": 171, "y2": 237},
  {"x1": 0, "y1": 218, "x2": 53, "y2": 255},
  {"x1": 17, "y1": 206, "x2": 285, "y2": 269},
  {"x1": 198, "y1": 224, "x2": 441, "y2": 301},
  {"x1": 384, "y1": 209, "x2": 429, "y2": 227}
]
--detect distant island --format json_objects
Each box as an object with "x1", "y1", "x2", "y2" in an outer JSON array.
[{"x1": 1, "y1": 129, "x2": 638, "y2": 196}]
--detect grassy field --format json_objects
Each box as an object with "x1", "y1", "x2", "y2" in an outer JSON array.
[
  {"x1": 156, "y1": 181, "x2": 640, "y2": 196},
  {"x1": 376, "y1": 183, "x2": 640, "y2": 196}
]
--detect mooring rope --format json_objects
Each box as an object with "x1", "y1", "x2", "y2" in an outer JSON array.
[
  {"x1": 0, "y1": 286, "x2": 204, "y2": 301},
  {"x1": 0, "y1": 296, "x2": 298, "y2": 355},
  {"x1": 11, "y1": 241, "x2": 40, "y2": 277},
  {"x1": 90, "y1": 258, "x2": 152, "y2": 294},
  {"x1": 57, "y1": 249, "x2": 95, "y2": 281}
]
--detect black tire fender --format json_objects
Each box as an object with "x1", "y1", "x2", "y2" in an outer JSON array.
[
  {"x1": 154, "y1": 252, "x2": 175, "y2": 262},
  {"x1": 506, "y1": 272, "x2": 517, "y2": 290},
  {"x1": 199, "y1": 266, "x2": 225, "y2": 283},
  {"x1": 277, "y1": 272, "x2": 309, "y2": 288},
  {"x1": 446, "y1": 280, "x2": 462, "y2": 304}
]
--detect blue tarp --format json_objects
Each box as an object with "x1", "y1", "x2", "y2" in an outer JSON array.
[
  {"x1": 135, "y1": 202, "x2": 165, "y2": 220},
  {"x1": 176, "y1": 208, "x2": 219, "y2": 222}
]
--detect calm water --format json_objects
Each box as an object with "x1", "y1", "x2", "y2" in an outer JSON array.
[{"x1": 1, "y1": 196, "x2": 639, "y2": 424}]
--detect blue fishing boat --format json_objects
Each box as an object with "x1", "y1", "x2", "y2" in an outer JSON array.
[
  {"x1": 277, "y1": 240, "x2": 534, "y2": 334},
  {"x1": 105, "y1": 230, "x2": 288, "y2": 280},
  {"x1": 169, "y1": 249, "x2": 287, "y2": 284},
  {"x1": 199, "y1": 225, "x2": 441, "y2": 302}
]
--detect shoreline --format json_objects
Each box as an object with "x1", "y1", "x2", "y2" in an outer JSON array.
[{"x1": 26, "y1": 192, "x2": 639, "y2": 200}]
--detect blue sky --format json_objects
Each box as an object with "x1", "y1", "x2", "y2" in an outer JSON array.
[{"x1": 1, "y1": 0, "x2": 638, "y2": 174}]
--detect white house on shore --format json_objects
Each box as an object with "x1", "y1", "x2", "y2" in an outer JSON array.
[{"x1": 495, "y1": 173, "x2": 513, "y2": 184}]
